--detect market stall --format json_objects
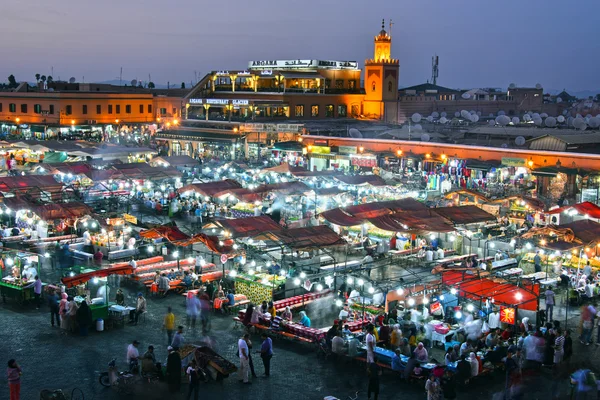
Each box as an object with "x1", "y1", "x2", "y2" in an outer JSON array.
[{"x1": 0, "y1": 251, "x2": 43, "y2": 304}]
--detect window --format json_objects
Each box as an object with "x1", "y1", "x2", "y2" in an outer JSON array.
[
  {"x1": 34, "y1": 104, "x2": 42, "y2": 114},
  {"x1": 338, "y1": 105, "x2": 347, "y2": 117},
  {"x1": 388, "y1": 82, "x2": 393, "y2": 92},
  {"x1": 0, "y1": 103, "x2": 2, "y2": 112},
  {"x1": 311, "y1": 105, "x2": 319, "y2": 117},
  {"x1": 96, "y1": 105, "x2": 101, "y2": 114},
  {"x1": 116, "y1": 105, "x2": 121, "y2": 114},
  {"x1": 295, "y1": 105, "x2": 304, "y2": 117},
  {"x1": 325, "y1": 104, "x2": 334, "y2": 117},
  {"x1": 351, "y1": 104, "x2": 360, "y2": 117},
  {"x1": 348, "y1": 80, "x2": 356, "y2": 90},
  {"x1": 335, "y1": 80, "x2": 343, "y2": 89},
  {"x1": 82, "y1": 105, "x2": 88, "y2": 115},
  {"x1": 49, "y1": 105, "x2": 54, "y2": 114},
  {"x1": 160, "y1": 108, "x2": 167, "y2": 115},
  {"x1": 125, "y1": 105, "x2": 131, "y2": 114},
  {"x1": 65, "y1": 105, "x2": 72, "y2": 115},
  {"x1": 9, "y1": 103, "x2": 16, "y2": 112},
  {"x1": 147, "y1": 104, "x2": 152, "y2": 114},
  {"x1": 108, "y1": 105, "x2": 113, "y2": 114},
  {"x1": 371, "y1": 81, "x2": 376, "y2": 92},
  {"x1": 172, "y1": 107, "x2": 177, "y2": 115},
  {"x1": 21, "y1": 104, "x2": 27, "y2": 113},
  {"x1": 139, "y1": 104, "x2": 144, "y2": 114},
  {"x1": 324, "y1": 79, "x2": 331, "y2": 89}
]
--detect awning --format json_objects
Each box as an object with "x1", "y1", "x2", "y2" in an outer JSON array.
[
  {"x1": 561, "y1": 219, "x2": 600, "y2": 244},
  {"x1": 280, "y1": 72, "x2": 324, "y2": 80},
  {"x1": 547, "y1": 202, "x2": 600, "y2": 219},
  {"x1": 254, "y1": 225, "x2": 346, "y2": 249},
  {"x1": 334, "y1": 175, "x2": 386, "y2": 186},
  {"x1": 140, "y1": 225, "x2": 191, "y2": 242},
  {"x1": 61, "y1": 265, "x2": 134, "y2": 288},
  {"x1": 433, "y1": 205, "x2": 496, "y2": 225},
  {"x1": 208, "y1": 216, "x2": 282, "y2": 238},
  {"x1": 320, "y1": 208, "x2": 364, "y2": 226},
  {"x1": 178, "y1": 179, "x2": 243, "y2": 197}
]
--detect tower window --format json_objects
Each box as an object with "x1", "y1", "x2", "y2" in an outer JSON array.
[
  {"x1": 371, "y1": 81, "x2": 376, "y2": 92},
  {"x1": 388, "y1": 82, "x2": 393, "y2": 92}
]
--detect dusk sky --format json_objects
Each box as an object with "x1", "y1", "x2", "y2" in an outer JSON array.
[{"x1": 2, "y1": 0, "x2": 598, "y2": 92}]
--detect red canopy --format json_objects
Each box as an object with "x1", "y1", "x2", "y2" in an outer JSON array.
[
  {"x1": 61, "y1": 265, "x2": 134, "y2": 287},
  {"x1": 212, "y1": 216, "x2": 282, "y2": 238},
  {"x1": 178, "y1": 179, "x2": 242, "y2": 197},
  {"x1": 334, "y1": 175, "x2": 386, "y2": 186},
  {"x1": 0, "y1": 175, "x2": 63, "y2": 193},
  {"x1": 433, "y1": 205, "x2": 496, "y2": 225},
  {"x1": 547, "y1": 202, "x2": 600, "y2": 219},
  {"x1": 140, "y1": 225, "x2": 190, "y2": 242},
  {"x1": 254, "y1": 225, "x2": 346, "y2": 249},
  {"x1": 442, "y1": 271, "x2": 539, "y2": 311}
]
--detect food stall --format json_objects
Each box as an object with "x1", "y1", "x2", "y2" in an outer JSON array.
[
  {"x1": 233, "y1": 273, "x2": 286, "y2": 304},
  {"x1": 0, "y1": 252, "x2": 43, "y2": 304}
]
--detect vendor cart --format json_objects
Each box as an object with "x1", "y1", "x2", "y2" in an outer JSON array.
[
  {"x1": 0, "y1": 281, "x2": 35, "y2": 304},
  {"x1": 193, "y1": 346, "x2": 237, "y2": 380}
]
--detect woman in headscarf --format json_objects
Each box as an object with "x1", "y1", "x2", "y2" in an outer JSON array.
[
  {"x1": 67, "y1": 296, "x2": 78, "y2": 333},
  {"x1": 468, "y1": 352, "x2": 479, "y2": 377},
  {"x1": 242, "y1": 302, "x2": 254, "y2": 327},
  {"x1": 399, "y1": 337, "x2": 412, "y2": 357},
  {"x1": 414, "y1": 342, "x2": 429, "y2": 362},
  {"x1": 425, "y1": 374, "x2": 440, "y2": 400},
  {"x1": 58, "y1": 293, "x2": 69, "y2": 331},
  {"x1": 390, "y1": 324, "x2": 403, "y2": 348},
  {"x1": 299, "y1": 311, "x2": 311, "y2": 327},
  {"x1": 282, "y1": 306, "x2": 292, "y2": 321}
]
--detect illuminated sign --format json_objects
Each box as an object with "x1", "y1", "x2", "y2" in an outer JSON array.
[
  {"x1": 248, "y1": 60, "x2": 359, "y2": 70},
  {"x1": 189, "y1": 98, "x2": 203, "y2": 104},
  {"x1": 338, "y1": 145, "x2": 357, "y2": 154},
  {"x1": 500, "y1": 307, "x2": 515, "y2": 324},
  {"x1": 215, "y1": 71, "x2": 230, "y2": 76},
  {"x1": 232, "y1": 99, "x2": 249, "y2": 106},
  {"x1": 311, "y1": 146, "x2": 331, "y2": 154},
  {"x1": 430, "y1": 302, "x2": 441, "y2": 313},
  {"x1": 260, "y1": 70, "x2": 273, "y2": 76},
  {"x1": 206, "y1": 99, "x2": 229, "y2": 105}
]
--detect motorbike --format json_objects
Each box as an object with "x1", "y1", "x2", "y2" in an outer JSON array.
[{"x1": 99, "y1": 358, "x2": 137, "y2": 394}]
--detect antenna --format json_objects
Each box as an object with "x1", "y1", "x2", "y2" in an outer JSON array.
[
  {"x1": 431, "y1": 55, "x2": 439, "y2": 86},
  {"x1": 119, "y1": 67, "x2": 123, "y2": 86},
  {"x1": 389, "y1": 19, "x2": 394, "y2": 36}
]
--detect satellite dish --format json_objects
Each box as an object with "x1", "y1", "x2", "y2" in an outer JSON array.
[
  {"x1": 556, "y1": 97, "x2": 563, "y2": 103},
  {"x1": 461, "y1": 92, "x2": 471, "y2": 99},
  {"x1": 440, "y1": 112, "x2": 447, "y2": 118},
  {"x1": 488, "y1": 120, "x2": 495, "y2": 126},
  {"x1": 413, "y1": 124, "x2": 423, "y2": 132},
  {"x1": 512, "y1": 117, "x2": 520, "y2": 125},
  {"x1": 131, "y1": 79, "x2": 137, "y2": 87},
  {"x1": 427, "y1": 116, "x2": 434, "y2": 122},
  {"x1": 540, "y1": 113, "x2": 548, "y2": 118},
  {"x1": 348, "y1": 128, "x2": 363, "y2": 138},
  {"x1": 544, "y1": 117, "x2": 557, "y2": 127},
  {"x1": 411, "y1": 113, "x2": 422, "y2": 123},
  {"x1": 470, "y1": 114, "x2": 479, "y2": 122},
  {"x1": 454, "y1": 112, "x2": 460, "y2": 117},
  {"x1": 421, "y1": 133, "x2": 430, "y2": 142},
  {"x1": 69, "y1": 77, "x2": 76, "y2": 84},
  {"x1": 515, "y1": 136, "x2": 526, "y2": 146},
  {"x1": 496, "y1": 115, "x2": 510, "y2": 126},
  {"x1": 460, "y1": 110, "x2": 470, "y2": 119},
  {"x1": 431, "y1": 112, "x2": 439, "y2": 118},
  {"x1": 588, "y1": 117, "x2": 600, "y2": 128},
  {"x1": 501, "y1": 143, "x2": 509, "y2": 148},
  {"x1": 557, "y1": 115, "x2": 565, "y2": 123},
  {"x1": 498, "y1": 110, "x2": 506, "y2": 116},
  {"x1": 509, "y1": 83, "x2": 516, "y2": 89},
  {"x1": 573, "y1": 118, "x2": 587, "y2": 130},
  {"x1": 535, "y1": 83, "x2": 542, "y2": 89},
  {"x1": 489, "y1": 113, "x2": 495, "y2": 117},
  {"x1": 562, "y1": 110, "x2": 568, "y2": 115},
  {"x1": 533, "y1": 118, "x2": 543, "y2": 126},
  {"x1": 523, "y1": 114, "x2": 532, "y2": 122},
  {"x1": 439, "y1": 117, "x2": 448, "y2": 124}
]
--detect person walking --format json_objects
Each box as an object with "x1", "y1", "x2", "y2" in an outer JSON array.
[
  {"x1": 76, "y1": 300, "x2": 92, "y2": 336},
  {"x1": 367, "y1": 362, "x2": 381, "y2": 400},
  {"x1": 7, "y1": 359, "x2": 22, "y2": 400},
  {"x1": 171, "y1": 326, "x2": 185, "y2": 350},
  {"x1": 186, "y1": 360, "x2": 200, "y2": 400},
  {"x1": 259, "y1": 333, "x2": 273, "y2": 377},
  {"x1": 534, "y1": 251, "x2": 542, "y2": 273},
  {"x1": 48, "y1": 289, "x2": 60, "y2": 327},
  {"x1": 424, "y1": 374, "x2": 440, "y2": 400},
  {"x1": 186, "y1": 292, "x2": 200, "y2": 330},
  {"x1": 246, "y1": 334, "x2": 258, "y2": 378},
  {"x1": 33, "y1": 275, "x2": 42, "y2": 309},
  {"x1": 238, "y1": 333, "x2": 251, "y2": 384},
  {"x1": 545, "y1": 286, "x2": 555, "y2": 323},
  {"x1": 163, "y1": 307, "x2": 176, "y2": 346},
  {"x1": 166, "y1": 346, "x2": 181, "y2": 394}
]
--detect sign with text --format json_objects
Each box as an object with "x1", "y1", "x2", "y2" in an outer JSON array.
[
  {"x1": 338, "y1": 145, "x2": 357, "y2": 154},
  {"x1": 500, "y1": 307, "x2": 515, "y2": 324},
  {"x1": 248, "y1": 59, "x2": 358, "y2": 70}
]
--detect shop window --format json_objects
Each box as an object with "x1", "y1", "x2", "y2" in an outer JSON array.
[
  {"x1": 125, "y1": 105, "x2": 131, "y2": 114},
  {"x1": 325, "y1": 79, "x2": 331, "y2": 89},
  {"x1": 325, "y1": 104, "x2": 334, "y2": 117},
  {"x1": 295, "y1": 105, "x2": 304, "y2": 117},
  {"x1": 96, "y1": 105, "x2": 101, "y2": 114},
  {"x1": 351, "y1": 104, "x2": 360, "y2": 117},
  {"x1": 108, "y1": 105, "x2": 113, "y2": 114},
  {"x1": 21, "y1": 104, "x2": 27, "y2": 113},
  {"x1": 49, "y1": 105, "x2": 54, "y2": 114},
  {"x1": 160, "y1": 108, "x2": 167, "y2": 115},
  {"x1": 338, "y1": 105, "x2": 347, "y2": 117},
  {"x1": 139, "y1": 104, "x2": 144, "y2": 114},
  {"x1": 65, "y1": 105, "x2": 72, "y2": 115},
  {"x1": 0, "y1": 103, "x2": 2, "y2": 112},
  {"x1": 116, "y1": 105, "x2": 121, "y2": 114},
  {"x1": 82, "y1": 105, "x2": 88, "y2": 115},
  {"x1": 335, "y1": 80, "x2": 343, "y2": 89},
  {"x1": 148, "y1": 104, "x2": 152, "y2": 114},
  {"x1": 348, "y1": 80, "x2": 356, "y2": 90},
  {"x1": 9, "y1": 103, "x2": 16, "y2": 113},
  {"x1": 311, "y1": 105, "x2": 319, "y2": 117},
  {"x1": 34, "y1": 104, "x2": 42, "y2": 114}
]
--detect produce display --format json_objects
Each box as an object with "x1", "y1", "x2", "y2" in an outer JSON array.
[
  {"x1": 178, "y1": 344, "x2": 197, "y2": 360},
  {"x1": 194, "y1": 346, "x2": 237, "y2": 375}
]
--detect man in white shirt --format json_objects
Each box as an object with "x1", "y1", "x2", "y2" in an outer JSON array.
[
  {"x1": 338, "y1": 305, "x2": 350, "y2": 321},
  {"x1": 488, "y1": 311, "x2": 500, "y2": 329},
  {"x1": 545, "y1": 286, "x2": 555, "y2": 322},
  {"x1": 585, "y1": 281, "x2": 594, "y2": 300},
  {"x1": 238, "y1": 333, "x2": 250, "y2": 384},
  {"x1": 83, "y1": 230, "x2": 91, "y2": 245},
  {"x1": 195, "y1": 255, "x2": 203, "y2": 274},
  {"x1": 583, "y1": 262, "x2": 593, "y2": 278},
  {"x1": 126, "y1": 340, "x2": 140, "y2": 373},
  {"x1": 332, "y1": 334, "x2": 345, "y2": 355},
  {"x1": 425, "y1": 248, "x2": 434, "y2": 262},
  {"x1": 436, "y1": 248, "x2": 445, "y2": 259},
  {"x1": 366, "y1": 325, "x2": 376, "y2": 363}
]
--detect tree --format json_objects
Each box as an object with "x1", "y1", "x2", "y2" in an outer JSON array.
[
  {"x1": 147, "y1": 81, "x2": 155, "y2": 89},
  {"x1": 35, "y1": 73, "x2": 40, "y2": 83},
  {"x1": 8, "y1": 74, "x2": 17, "y2": 88},
  {"x1": 40, "y1": 75, "x2": 46, "y2": 83},
  {"x1": 47, "y1": 76, "x2": 53, "y2": 84},
  {"x1": 181, "y1": 82, "x2": 185, "y2": 89}
]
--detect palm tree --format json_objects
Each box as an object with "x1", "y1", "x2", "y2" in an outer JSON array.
[
  {"x1": 47, "y1": 76, "x2": 53, "y2": 84},
  {"x1": 35, "y1": 73, "x2": 40, "y2": 83},
  {"x1": 147, "y1": 82, "x2": 155, "y2": 89},
  {"x1": 8, "y1": 75, "x2": 17, "y2": 88}
]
